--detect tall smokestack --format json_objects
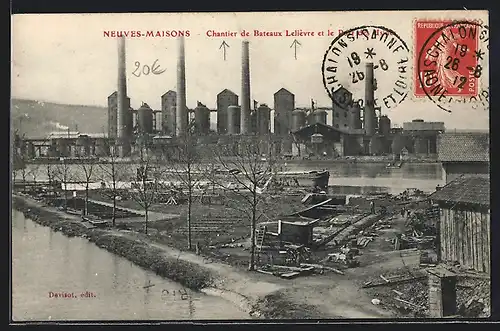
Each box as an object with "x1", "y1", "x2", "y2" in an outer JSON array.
[
  {"x1": 176, "y1": 36, "x2": 187, "y2": 136},
  {"x1": 240, "y1": 40, "x2": 251, "y2": 135},
  {"x1": 117, "y1": 36, "x2": 131, "y2": 156},
  {"x1": 364, "y1": 62, "x2": 376, "y2": 136}
]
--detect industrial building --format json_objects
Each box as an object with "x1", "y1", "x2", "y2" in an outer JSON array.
[
  {"x1": 217, "y1": 89, "x2": 238, "y2": 134},
  {"x1": 402, "y1": 120, "x2": 445, "y2": 155},
  {"x1": 437, "y1": 132, "x2": 490, "y2": 183},
  {"x1": 161, "y1": 90, "x2": 177, "y2": 135},
  {"x1": 16, "y1": 37, "x2": 451, "y2": 161},
  {"x1": 429, "y1": 176, "x2": 490, "y2": 273}
]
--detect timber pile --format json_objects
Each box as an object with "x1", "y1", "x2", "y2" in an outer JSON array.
[
  {"x1": 330, "y1": 214, "x2": 382, "y2": 247},
  {"x1": 257, "y1": 262, "x2": 344, "y2": 279},
  {"x1": 363, "y1": 268, "x2": 430, "y2": 316},
  {"x1": 400, "y1": 233, "x2": 435, "y2": 250},
  {"x1": 356, "y1": 236, "x2": 374, "y2": 248},
  {"x1": 176, "y1": 218, "x2": 243, "y2": 234},
  {"x1": 363, "y1": 268, "x2": 427, "y2": 288},
  {"x1": 257, "y1": 264, "x2": 316, "y2": 279},
  {"x1": 312, "y1": 214, "x2": 366, "y2": 248}
]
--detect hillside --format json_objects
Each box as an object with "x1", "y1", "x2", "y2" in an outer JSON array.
[
  {"x1": 11, "y1": 98, "x2": 489, "y2": 139},
  {"x1": 11, "y1": 99, "x2": 109, "y2": 138},
  {"x1": 10, "y1": 99, "x2": 220, "y2": 138}
]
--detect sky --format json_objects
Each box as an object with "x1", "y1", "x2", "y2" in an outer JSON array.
[{"x1": 11, "y1": 11, "x2": 490, "y2": 130}]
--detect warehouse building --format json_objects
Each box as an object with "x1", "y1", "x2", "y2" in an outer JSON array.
[
  {"x1": 437, "y1": 132, "x2": 490, "y2": 183},
  {"x1": 429, "y1": 176, "x2": 490, "y2": 273}
]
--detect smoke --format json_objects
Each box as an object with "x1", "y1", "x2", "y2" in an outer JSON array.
[{"x1": 49, "y1": 121, "x2": 70, "y2": 130}]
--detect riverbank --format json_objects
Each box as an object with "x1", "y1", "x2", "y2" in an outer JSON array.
[
  {"x1": 11, "y1": 194, "x2": 312, "y2": 319},
  {"x1": 25, "y1": 156, "x2": 440, "y2": 166}
]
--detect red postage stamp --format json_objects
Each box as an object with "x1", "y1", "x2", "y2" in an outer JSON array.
[{"x1": 414, "y1": 19, "x2": 480, "y2": 98}]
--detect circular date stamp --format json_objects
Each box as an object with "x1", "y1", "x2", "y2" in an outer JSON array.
[
  {"x1": 322, "y1": 25, "x2": 410, "y2": 111},
  {"x1": 416, "y1": 20, "x2": 489, "y2": 112}
]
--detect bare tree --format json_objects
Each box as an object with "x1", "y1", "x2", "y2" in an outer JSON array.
[
  {"x1": 14, "y1": 133, "x2": 29, "y2": 192},
  {"x1": 98, "y1": 140, "x2": 125, "y2": 227},
  {"x1": 46, "y1": 163, "x2": 55, "y2": 188},
  {"x1": 128, "y1": 144, "x2": 162, "y2": 235},
  {"x1": 19, "y1": 158, "x2": 29, "y2": 193},
  {"x1": 210, "y1": 135, "x2": 278, "y2": 271},
  {"x1": 160, "y1": 133, "x2": 205, "y2": 250},
  {"x1": 53, "y1": 158, "x2": 73, "y2": 211},
  {"x1": 30, "y1": 164, "x2": 40, "y2": 183},
  {"x1": 77, "y1": 162, "x2": 95, "y2": 216}
]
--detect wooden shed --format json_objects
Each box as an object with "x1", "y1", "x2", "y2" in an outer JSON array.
[
  {"x1": 278, "y1": 217, "x2": 319, "y2": 247},
  {"x1": 429, "y1": 176, "x2": 490, "y2": 273}
]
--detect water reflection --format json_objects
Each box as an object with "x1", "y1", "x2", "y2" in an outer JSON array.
[
  {"x1": 48, "y1": 231, "x2": 53, "y2": 250},
  {"x1": 112, "y1": 255, "x2": 119, "y2": 291},
  {"x1": 12, "y1": 211, "x2": 249, "y2": 321}
]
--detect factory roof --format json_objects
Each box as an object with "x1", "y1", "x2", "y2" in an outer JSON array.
[
  {"x1": 108, "y1": 91, "x2": 131, "y2": 100},
  {"x1": 217, "y1": 89, "x2": 237, "y2": 96},
  {"x1": 274, "y1": 87, "x2": 294, "y2": 96},
  {"x1": 45, "y1": 131, "x2": 108, "y2": 139},
  {"x1": 429, "y1": 176, "x2": 490, "y2": 207},
  {"x1": 438, "y1": 132, "x2": 489, "y2": 162},
  {"x1": 161, "y1": 90, "x2": 176, "y2": 97},
  {"x1": 292, "y1": 122, "x2": 359, "y2": 137},
  {"x1": 46, "y1": 131, "x2": 81, "y2": 139}
]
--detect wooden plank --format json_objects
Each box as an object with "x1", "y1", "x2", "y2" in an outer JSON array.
[
  {"x1": 471, "y1": 211, "x2": 475, "y2": 271},
  {"x1": 475, "y1": 211, "x2": 480, "y2": 271},
  {"x1": 465, "y1": 210, "x2": 471, "y2": 269},
  {"x1": 280, "y1": 272, "x2": 301, "y2": 279},
  {"x1": 476, "y1": 211, "x2": 483, "y2": 272},
  {"x1": 480, "y1": 212, "x2": 485, "y2": 272},
  {"x1": 445, "y1": 209, "x2": 450, "y2": 262},
  {"x1": 455, "y1": 210, "x2": 460, "y2": 263},
  {"x1": 476, "y1": 211, "x2": 481, "y2": 271},
  {"x1": 450, "y1": 208, "x2": 455, "y2": 263},
  {"x1": 362, "y1": 275, "x2": 427, "y2": 288},
  {"x1": 441, "y1": 209, "x2": 447, "y2": 262},
  {"x1": 458, "y1": 210, "x2": 464, "y2": 267},
  {"x1": 448, "y1": 209, "x2": 453, "y2": 262},
  {"x1": 394, "y1": 297, "x2": 424, "y2": 310},
  {"x1": 476, "y1": 211, "x2": 480, "y2": 271},
  {"x1": 467, "y1": 211, "x2": 473, "y2": 269},
  {"x1": 480, "y1": 211, "x2": 486, "y2": 272},
  {"x1": 439, "y1": 213, "x2": 447, "y2": 261},
  {"x1": 486, "y1": 211, "x2": 491, "y2": 273},
  {"x1": 471, "y1": 211, "x2": 477, "y2": 271},
  {"x1": 300, "y1": 263, "x2": 344, "y2": 275},
  {"x1": 461, "y1": 210, "x2": 467, "y2": 267}
]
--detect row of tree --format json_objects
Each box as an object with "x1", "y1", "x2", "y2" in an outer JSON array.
[{"x1": 13, "y1": 133, "x2": 281, "y2": 271}]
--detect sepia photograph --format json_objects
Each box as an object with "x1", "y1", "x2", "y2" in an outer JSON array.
[{"x1": 10, "y1": 10, "x2": 490, "y2": 322}]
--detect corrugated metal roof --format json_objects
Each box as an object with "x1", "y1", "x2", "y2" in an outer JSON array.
[
  {"x1": 438, "y1": 132, "x2": 489, "y2": 162},
  {"x1": 429, "y1": 176, "x2": 490, "y2": 207},
  {"x1": 47, "y1": 131, "x2": 81, "y2": 139}
]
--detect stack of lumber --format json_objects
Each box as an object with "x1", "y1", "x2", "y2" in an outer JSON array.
[{"x1": 356, "y1": 236, "x2": 374, "y2": 247}]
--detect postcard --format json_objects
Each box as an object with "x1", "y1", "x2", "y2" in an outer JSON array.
[{"x1": 11, "y1": 10, "x2": 490, "y2": 322}]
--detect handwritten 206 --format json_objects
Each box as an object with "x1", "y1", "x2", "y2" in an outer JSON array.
[{"x1": 132, "y1": 59, "x2": 166, "y2": 77}]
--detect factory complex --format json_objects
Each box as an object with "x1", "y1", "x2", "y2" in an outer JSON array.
[
  {"x1": 16, "y1": 37, "x2": 445, "y2": 161},
  {"x1": 11, "y1": 38, "x2": 490, "y2": 321}
]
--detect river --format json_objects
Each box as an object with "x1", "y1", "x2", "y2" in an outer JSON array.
[
  {"x1": 15, "y1": 161, "x2": 444, "y2": 195},
  {"x1": 11, "y1": 209, "x2": 249, "y2": 321}
]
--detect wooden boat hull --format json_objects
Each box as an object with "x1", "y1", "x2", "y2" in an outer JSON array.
[{"x1": 81, "y1": 215, "x2": 108, "y2": 228}]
